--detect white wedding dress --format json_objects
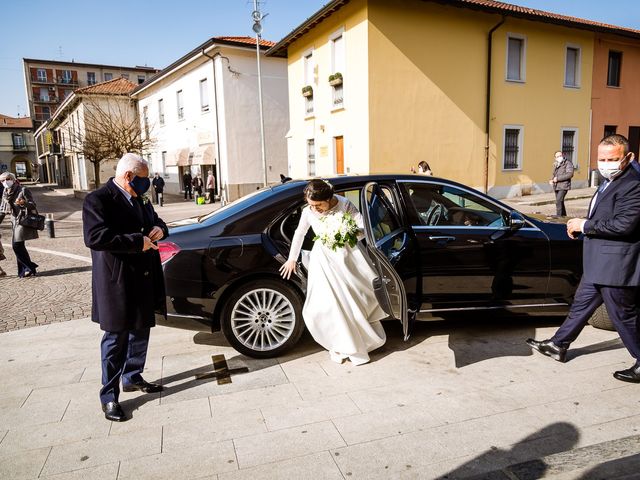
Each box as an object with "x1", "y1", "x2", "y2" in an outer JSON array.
[{"x1": 288, "y1": 195, "x2": 387, "y2": 365}]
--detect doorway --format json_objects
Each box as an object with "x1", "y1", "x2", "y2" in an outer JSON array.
[{"x1": 335, "y1": 136, "x2": 344, "y2": 174}]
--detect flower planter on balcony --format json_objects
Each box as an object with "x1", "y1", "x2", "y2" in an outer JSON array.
[
  {"x1": 302, "y1": 86, "x2": 313, "y2": 97},
  {"x1": 328, "y1": 72, "x2": 343, "y2": 86}
]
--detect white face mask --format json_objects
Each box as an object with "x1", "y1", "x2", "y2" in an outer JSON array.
[
  {"x1": 2, "y1": 180, "x2": 13, "y2": 189},
  {"x1": 598, "y1": 160, "x2": 624, "y2": 180}
]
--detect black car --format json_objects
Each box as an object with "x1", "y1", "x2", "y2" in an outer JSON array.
[{"x1": 158, "y1": 174, "x2": 588, "y2": 358}]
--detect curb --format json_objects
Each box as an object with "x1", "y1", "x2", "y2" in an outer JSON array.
[{"x1": 510, "y1": 194, "x2": 594, "y2": 207}]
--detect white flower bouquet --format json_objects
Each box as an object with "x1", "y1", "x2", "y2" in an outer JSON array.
[{"x1": 314, "y1": 211, "x2": 359, "y2": 251}]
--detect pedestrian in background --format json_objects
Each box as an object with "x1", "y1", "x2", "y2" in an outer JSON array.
[
  {"x1": 527, "y1": 134, "x2": 640, "y2": 383},
  {"x1": 182, "y1": 171, "x2": 193, "y2": 200},
  {"x1": 206, "y1": 169, "x2": 216, "y2": 203},
  {"x1": 550, "y1": 151, "x2": 574, "y2": 216},
  {"x1": 192, "y1": 173, "x2": 204, "y2": 201},
  {"x1": 417, "y1": 161, "x2": 433, "y2": 176},
  {"x1": 83, "y1": 153, "x2": 168, "y2": 422},
  {"x1": 152, "y1": 172, "x2": 165, "y2": 207},
  {"x1": 0, "y1": 172, "x2": 39, "y2": 277}
]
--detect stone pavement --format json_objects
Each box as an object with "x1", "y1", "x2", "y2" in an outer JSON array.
[
  {"x1": 0, "y1": 316, "x2": 639, "y2": 479},
  {"x1": 0, "y1": 184, "x2": 221, "y2": 333}
]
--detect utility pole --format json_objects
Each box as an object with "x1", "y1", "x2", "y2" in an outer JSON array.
[{"x1": 252, "y1": 1, "x2": 268, "y2": 187}]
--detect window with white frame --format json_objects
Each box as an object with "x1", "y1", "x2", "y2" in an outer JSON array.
[
  {"x1": 12, "y1": 133, "x2": 25, "y2": 149},
  {"x1": 561, "y1": 128, "x2": 578, "y2": 168},
  {"x1": 161, "y1": 151, "x2": 168, "y2": 177},
  {"x1": 303, "y1": 52, "x2": 314, "y2": 116},
  {"x1": 158, "y1": 98, "x2": 165, "y2": 125},
  {"x1": 87, "y1": 72, "x2": 96, "y2": 85},
  {"x1": 36, "y1": 69, "x2": 47, "y2": 82},
  {"x1": 176, "y1": 90, "x2": 184, "y2": 120},
  {"x1": 39, "y1": 88, "x2": 49, "y2": 102},
  {"x1": 565, "y1": 46, "x2": 580, "y2": 87},
  {"x1": 503, "y1": 126, "x2": 523, "y2": 170},
  {"x1": 137, "y1": 75, "x2": 146, "y2": 85},
  {"x1": 104, "y1": 72, "x2": 113, "y2": 81},
  {"x1": 307, "y1": 139, "x2": 316, "y2": 176},
  {"x1": 506, "y1": 35, "x2": 525, "y2": 82},
  {"x1": 143, "y1": 105, "x2": 149, "y2": 138},
  {"x1": 61, "y1": 70, "x2": 73, "y2": 84},
  {"x1": 199, "y1": 78, "x2": 209, "y2": 112},
  {"x1": 331, "y1": 32, "x2": 345, "y2": 108}
]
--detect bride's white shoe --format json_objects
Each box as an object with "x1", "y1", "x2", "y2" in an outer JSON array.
[{"x1": 348, "y1": 354, "x2": 370, "y2": 366}]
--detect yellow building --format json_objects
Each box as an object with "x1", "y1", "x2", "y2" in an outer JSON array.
[{"x1": 268, "y1": 0, "x2": 637, "y2": 198}]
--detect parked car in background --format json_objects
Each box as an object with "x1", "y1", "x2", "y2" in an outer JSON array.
[{"x1": 158, "y1": 174, "x2": 596, "y2": 358}]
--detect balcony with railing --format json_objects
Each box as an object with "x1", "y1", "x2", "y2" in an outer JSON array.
[
  {"x1": 31, "y1": 75, "x2": 55, "y2": 85},
  {"x1": 33, "y1": 96, "x2": 59, "y2": 104},
  {"x1": 56, "y1": 76, "x2": 78, "y2": 86}
]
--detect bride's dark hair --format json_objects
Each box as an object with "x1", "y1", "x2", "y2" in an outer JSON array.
[{"x1": 304, "y1": 179, "x2": 334, "y2": 201}]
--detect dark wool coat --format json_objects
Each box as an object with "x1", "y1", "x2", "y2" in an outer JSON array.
[
  {"x1": 82, "y1": 179, "x2": 168, "y2": 332},
  {"x1": 552, "y1": 159, "x2": 574, "y2": 191}
]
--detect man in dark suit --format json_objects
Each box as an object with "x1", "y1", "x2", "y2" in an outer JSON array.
[
  {"x1": 83, "y1": 153, "x2": 169, "y2": 421},
  {"x1": 183, "y1": 171, "x2": 193, "y2": 200},
  {"x1": 527, "y1": 134, "x2": 640, "y2": 383}
]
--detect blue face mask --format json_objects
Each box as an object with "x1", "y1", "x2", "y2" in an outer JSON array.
[{"x1": 128, "y1": 175, "x2": 151, "y2": 196}]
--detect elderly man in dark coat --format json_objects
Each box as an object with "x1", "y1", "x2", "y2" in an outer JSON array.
[{"x1": 83, "y1": 153, "x2": 168, "y2": 422}]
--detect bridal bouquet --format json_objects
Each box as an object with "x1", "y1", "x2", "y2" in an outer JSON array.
[{"x1": 314, "y1": 212, "x2": 359, "y2": 251}]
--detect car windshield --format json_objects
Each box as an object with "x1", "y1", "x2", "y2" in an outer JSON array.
[{"x1": 196, "y1": 187, "x2": 276, "y2": 225}]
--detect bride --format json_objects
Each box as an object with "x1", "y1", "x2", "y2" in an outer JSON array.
[{"x1": 279, "y1": 179, "x2": 387, "y2": 365}]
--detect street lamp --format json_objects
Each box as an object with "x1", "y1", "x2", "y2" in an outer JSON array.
[{"x1": 252, "y1": 2, "x2": 268, "y2": 187}]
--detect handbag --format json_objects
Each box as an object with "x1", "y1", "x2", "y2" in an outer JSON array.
[{"x1": 18, "y1": 210, "x2": 45, "y2": 230}]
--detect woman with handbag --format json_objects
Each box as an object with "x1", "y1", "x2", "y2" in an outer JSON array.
[{"x1": 0, "y1": 172, "x2": 39, "y2": 277}]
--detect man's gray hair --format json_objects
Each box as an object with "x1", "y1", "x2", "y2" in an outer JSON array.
[
  {"x1": 0, "y1": 172, "x2": 16, "y2": 181},
  {"x1": 115, "y1": 153, "x2": 147, "y2": 177}
]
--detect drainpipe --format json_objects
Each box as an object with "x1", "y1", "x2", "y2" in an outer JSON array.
[
  {"x1": 202, "y1": 48, "x2": 226, "y2": 205},
  {"x1": 485, "y1": 17, "x2": 505, "y2": 194}
]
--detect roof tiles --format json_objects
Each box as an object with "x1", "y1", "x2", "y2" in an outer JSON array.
[{"x1": 74, "y1": 77, "x2": 137, "y2": 96}]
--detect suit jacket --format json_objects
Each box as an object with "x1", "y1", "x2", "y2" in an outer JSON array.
[
  {"x1": 582, "y1": 166, "x2": 640, "y2": 286},
  {"x1": 552, "y1": 160, "x2": 574, "y2": 191},
  {"x1": 83, "y1": 179, "x2": 169, "y2": 332}
]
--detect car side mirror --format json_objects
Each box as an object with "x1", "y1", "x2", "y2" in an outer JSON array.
[{"x1": 509, "y1": 211, "x2": 526, "y2": 230}]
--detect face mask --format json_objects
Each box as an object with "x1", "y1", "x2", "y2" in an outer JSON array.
[
  {"x1": 2, "y1": 180, "x2": 14, "y2": 189},
  {"x1": 128, "y1": 175, "x2": 151, "y2": 195},
  {"x1": 598, "y1": 160, "x2": 624, "y2": 180}
]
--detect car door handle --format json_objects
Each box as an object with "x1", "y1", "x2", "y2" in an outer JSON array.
[{"x1": 428, "y1": 236, "x2": 456, "y2": 243}]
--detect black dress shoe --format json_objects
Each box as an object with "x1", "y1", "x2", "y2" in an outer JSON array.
[
  {"x1": 102, "y1": 401, "x2": 127, "y2": 422},
  {"x1": 526, "y1": 338, "x2": 567, "y2": 363},
  {"x1": 613, "y1": 364, "x2": 640, "y2": 383},
  {"x1": 122, "y1": 380, "x2": 163, "y2": 393}
]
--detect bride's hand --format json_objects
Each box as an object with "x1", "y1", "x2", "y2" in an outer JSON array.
[{"x1": 279, "y1": 260, "x2": 297, "y2": 280}]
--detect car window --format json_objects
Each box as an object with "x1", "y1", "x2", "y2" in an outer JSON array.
[
  {"x1": 365, "y1": 186, "x2": 400, "y2": 242},
  {"x1": 402, "y1": 182, "x2": 505, "y2": 227},
  {"x1": 339, "y1": 189, "x2": 361, "y2": 212}
]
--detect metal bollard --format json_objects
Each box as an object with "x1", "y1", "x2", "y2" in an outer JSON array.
[{"x1": 45, "y1": 213, "x2": 55, "y2": 238}]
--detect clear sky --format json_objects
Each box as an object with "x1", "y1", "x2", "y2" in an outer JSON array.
[{"x1": 1, "y1": 0, "x2": 639, "y2": 118}]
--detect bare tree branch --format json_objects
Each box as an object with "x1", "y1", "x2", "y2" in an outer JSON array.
[{"x1": 67, "y1": 96, "x2": 154, "y2": 187}]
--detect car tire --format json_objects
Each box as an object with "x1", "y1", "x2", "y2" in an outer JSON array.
[
  {"x1": 221, "y1": 279, "x2": 305, "y2": 358},
  {"x1": 588, "y1": 305, "x2": 615, "y2": 331}
]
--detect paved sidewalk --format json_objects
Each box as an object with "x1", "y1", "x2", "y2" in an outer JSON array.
[{"x1": 0, "y1": 317, "x2": 638, "y2": 479}]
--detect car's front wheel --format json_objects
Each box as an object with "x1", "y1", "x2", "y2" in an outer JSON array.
[{"x1": 221, "y1": 279, "x2": 305, "y2": 358}]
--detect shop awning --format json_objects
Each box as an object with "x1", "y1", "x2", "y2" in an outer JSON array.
[
  {"x1": 192, "y1": 145, "x2": 215, "y2": 165},
  {"x1": 164, "y1": 148, "x2": 188, "y2": 167}
]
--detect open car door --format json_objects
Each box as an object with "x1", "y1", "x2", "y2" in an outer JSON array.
[{"x1": 361, "y1": 182, "x2": 410, "y2": 340}]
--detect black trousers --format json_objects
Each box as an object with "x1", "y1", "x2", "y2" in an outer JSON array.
[
  {"x1": 184, "y1": 185, "x2": 193, "y2": 199},
  {"x1": 100, "y1": 328, "x2": 151, "y2": 403},
  {"x1": 12, "y1": 240, "x2": 37, "y2": 277},
  {"x1": 552, "y1": 280, "x2": 640, "y2": 363},
  {"x1": 555, "y1": 189, "x2": 568, "y2": 216},
  {"x1": 207, "y1": 188, "x2": 215, "y2": 203}
]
